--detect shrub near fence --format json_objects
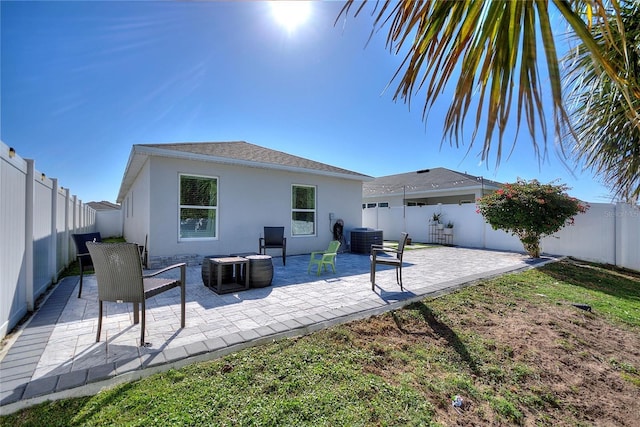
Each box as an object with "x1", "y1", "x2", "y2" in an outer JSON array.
[
  {"x1": 363, "y1": 201, "x2": 639, "y2": 271},
  {"x1": 1, "y1": 141, "x2": 97, "y2": 339}
]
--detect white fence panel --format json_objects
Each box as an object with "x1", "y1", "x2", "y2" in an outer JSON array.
[
  {"x1": 33, "y1": 174, "x2": 54, "y2": 299},
  {"x1": 483, "y1": 224, "x2": 524, "y2": 253},
  {"x1": 0, "y1": 141, "x2": 97, "y2": 339},
  {"x1": 73, "y1": 197, "x2": 82, "y2": 231},
  {"x1": 405, "y1": 206, "x2": 431, "y2": 243},
  {"x1": 360, "y1": 207, "x2": 379, "y2": 231},
  {"x1": 96, "y1": 209, "x2": 123, "y2": 238},
  {"x1": 363, "y1": 199, "x2": 639, "y2": 270},
  {"x1": 616, "y1": 203, "x2": 640, "y2": 271},
  {"x1": 1, "y1": 149, "x2": 28, "y2": 338},
  {"x1": 377, "y1": 207, "x2": 401, "y2": 239},
  {"x1": 56, "y1": 187, "x2": 69, "y2": 275},
  {"x1": 66, "y1": 194, "x2": 76, "y2": 261},
  {"x1": 541, "y1": 203, "x2": 616, "y2": 264}
]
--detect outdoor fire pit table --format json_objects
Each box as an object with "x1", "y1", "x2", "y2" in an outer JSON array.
[{"x1": 206, "y1": 256, "x2": 249, "y2": 294}]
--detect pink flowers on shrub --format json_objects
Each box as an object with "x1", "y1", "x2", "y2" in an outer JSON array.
[{"x1": 476, "y1": 179, "x2": 589, "y2": 257}]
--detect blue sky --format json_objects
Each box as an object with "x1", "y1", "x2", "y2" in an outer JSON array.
[{"x1": 2, "y1": 1, "x2": 614, "y2": 204}]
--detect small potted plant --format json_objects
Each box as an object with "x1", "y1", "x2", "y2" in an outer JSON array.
[
  {"x1": 444, "y1": 221, "x2": 454, "y2": 235},
  {"x1": 431, "y1": 213, "x2": 441, "y2": 225}
]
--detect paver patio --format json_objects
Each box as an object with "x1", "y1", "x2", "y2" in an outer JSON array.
[{"x1": 0, "y1": 245, "x2": 550, "y2": 414}]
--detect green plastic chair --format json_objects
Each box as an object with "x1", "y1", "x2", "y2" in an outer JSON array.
[{"x1": 308, "y1": 240, "x2": 341, "y2": 275}]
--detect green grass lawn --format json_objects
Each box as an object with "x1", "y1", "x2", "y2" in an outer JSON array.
[
  {"x1": 382, "y1": 240, "x2": 435, "y2": 250},
  {"x1": 2, "y1": 258, "x2": 638, "y2": 426}
]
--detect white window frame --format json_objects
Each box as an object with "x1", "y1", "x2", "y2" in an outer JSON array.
[
  {"x1": 291, "y1": 184, "x2": 316, "y2": 237},
  {"x1": 178, "y1": 173, "x2": 219, "y2": 241}
]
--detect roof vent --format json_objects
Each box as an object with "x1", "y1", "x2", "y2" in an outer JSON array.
[{"x1": 416, "y1": 169, "x2": 430, "y2": 174}]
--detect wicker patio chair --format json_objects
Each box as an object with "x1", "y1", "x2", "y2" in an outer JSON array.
[
  {"x1": 72, "y1": 232, "x2": 102, "y2": 298},
  {"x1": 87, "y1": 242, "x2": 186, "y2": 346},
  {"x1": 259, "y1": 226, "x2": 287, "y2": 265},
  {"x1": 370, "y1": 232, "x2": 409, "y2": 291},
  {"x1": 307, "y1": 240, "x2": 341, "y2": 275}
]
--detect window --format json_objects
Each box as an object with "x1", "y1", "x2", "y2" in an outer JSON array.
[
  {"x1": 291, "y1": 184, "x2": 315, "y2": 236},
  {"x1": 378, "y1": 202, "x2": 389, "y2": 208},
  {"x1": 367, "y1": 203, "x2": 377, "y2": 208},
  {"x1": 179, "y1": 174, "x2": 218, "y2": 239}
]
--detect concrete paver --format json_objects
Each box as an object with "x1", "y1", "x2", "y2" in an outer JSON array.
[{"x1": 0, "y1": 246, "x2": 550, "y2": 414}]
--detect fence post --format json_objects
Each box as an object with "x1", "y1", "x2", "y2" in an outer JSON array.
[
  {"x1": 614, "y1": 202, "x2": 640, "y2": 270},
  {"x1": 64, "y1": 187, "x2": 71, "y2": 266},
  {"x1": 50, "y1": 178, "x2": 58, "y2": 283},
  {"x1": 72, "y1": 195, "x2": 78, "y2": 234},
  {"x1": 25, "y1": 159, "x2": 35, "y2": 311}
]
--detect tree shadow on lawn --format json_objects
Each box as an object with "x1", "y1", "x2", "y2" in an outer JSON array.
[{"x1": 392, "y1": 301, "x2": 479, "y2": 376}]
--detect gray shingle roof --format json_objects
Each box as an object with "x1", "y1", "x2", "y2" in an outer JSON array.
[
  {"x1": 363, "y1": 168, "x2": 502, "y2": 197},
  {"x1": 140, "y1": 141, "x2": 369, "y2": 178},
  {"x1": 118, "y1": 141, "x2": 371, "y2": 203}
]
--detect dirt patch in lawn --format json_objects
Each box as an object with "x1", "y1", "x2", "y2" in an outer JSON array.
[{"x1": 345, "y1": 285, "x2": 640, "y2": 426}]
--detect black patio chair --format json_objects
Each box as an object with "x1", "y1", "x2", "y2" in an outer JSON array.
[
  {"x1": 259, "y1": 226, "x2": 287, "y2": 265},
  {"x1": 72, "y1": 232, "x2": 102, "y2": 298},
  {"x1": 370, "y1": 232, "x2": 409, "y2": 291}
]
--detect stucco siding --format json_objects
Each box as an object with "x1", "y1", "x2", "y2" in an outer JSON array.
[
  {"x1": 122, "y1": 158, "x2": 151, "y2": 247},
  {"x1": 146, "y1": 156, "x2": 362, "y2": 265}
]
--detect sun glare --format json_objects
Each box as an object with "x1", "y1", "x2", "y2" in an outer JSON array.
[{"x1": 270, "y1": 1, "x2": 311, "y2": 33}]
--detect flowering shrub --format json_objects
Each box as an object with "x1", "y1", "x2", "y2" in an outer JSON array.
[{"x1": 476, "y1": 179, "x2": 589, "y2": 257}]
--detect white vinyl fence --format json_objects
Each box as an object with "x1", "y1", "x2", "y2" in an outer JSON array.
[
  {"x1": 363, "y1": 201, "x2": 640, "y2": 271},
  {"x1": 1, "y1": 141, "x2": 98, "y2": 338},
  {"x1": 96, "y1": 209, "x2": 124, "y2": 239}
]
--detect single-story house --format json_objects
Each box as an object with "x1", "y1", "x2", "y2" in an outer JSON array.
[
  {"x1": 116, "y1": 141, "x2": 371, "y2": 268},
  {"x1": 362, "y1": 167, "x2": 502, "y2": 208}
]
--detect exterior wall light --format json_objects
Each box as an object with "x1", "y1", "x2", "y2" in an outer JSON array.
[
  {"x1": 41, "y1": 173, "x2": 46, "y2": 181},
  {"x1": 9, "y1": 147, "x2": 16, "y2": 158}
]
